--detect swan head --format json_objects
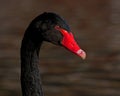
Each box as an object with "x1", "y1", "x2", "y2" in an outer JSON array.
[{"x1": 29, "y1": 12, "x2": 86, "y2": 59}]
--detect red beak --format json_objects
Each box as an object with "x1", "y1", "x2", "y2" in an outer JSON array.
[{"x1": 55, "y1": 26, "x2": 86, "y2": 59}]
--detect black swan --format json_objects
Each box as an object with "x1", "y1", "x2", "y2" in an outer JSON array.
[{"x1": 20, "y1": 12, "x2": 86, "y2": 96}]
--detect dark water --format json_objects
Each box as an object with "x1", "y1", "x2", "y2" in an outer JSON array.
[{"x1": 0, "y1": 0, "x2": 120, "y2": 96}]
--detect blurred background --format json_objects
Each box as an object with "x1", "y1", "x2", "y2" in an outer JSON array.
[{"x1": 0, "y1": 0, "x2": 120, "y2": 96}]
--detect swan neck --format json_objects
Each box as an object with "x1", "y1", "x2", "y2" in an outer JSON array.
[{"x1": 20, "y1": 39, "x2": 44, "y2": 96}]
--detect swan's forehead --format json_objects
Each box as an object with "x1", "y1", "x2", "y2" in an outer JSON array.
[{"x1": 55, "y1": 25, "x2": 70, "y2": 34}]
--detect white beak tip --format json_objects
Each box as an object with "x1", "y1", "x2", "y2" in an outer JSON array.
[{"x1": 76, "y1": 49, "x2": 86, "y2": 60}]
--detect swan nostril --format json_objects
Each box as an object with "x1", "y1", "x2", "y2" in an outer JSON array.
[{"x1": 71, "y1": 43, "x2": 74, "y2": 47}]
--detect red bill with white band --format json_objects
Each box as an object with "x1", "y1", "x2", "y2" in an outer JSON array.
[{"x1": 55, "y1": 26, "x2": 86, "y2": 59}]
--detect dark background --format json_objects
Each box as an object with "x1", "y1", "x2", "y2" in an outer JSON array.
[{"x1": 0, "y1": 0, "x2": 120, "y2": 96}]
